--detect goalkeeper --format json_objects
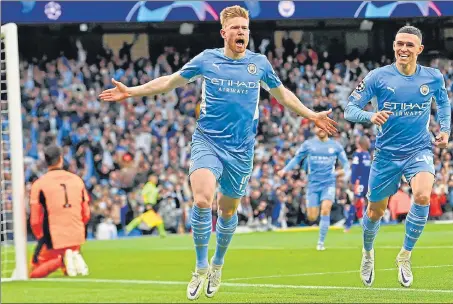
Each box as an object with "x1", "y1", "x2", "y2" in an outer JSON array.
[{"x1": 29, "y1": 145, "x2": 91, "y2": 278}]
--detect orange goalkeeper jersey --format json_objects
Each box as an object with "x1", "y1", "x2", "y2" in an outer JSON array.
[{"x1": 30, "y1": 169, "x2": 91, "y2": 249}]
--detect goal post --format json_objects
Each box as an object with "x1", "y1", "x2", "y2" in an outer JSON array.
[{"x1": 1, "y1": 23, "x2": 28, "y2": 281}]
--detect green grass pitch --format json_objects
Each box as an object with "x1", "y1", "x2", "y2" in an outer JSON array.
[{"x1": 3, "y1": 224, "x2": 453, "y2": 303}]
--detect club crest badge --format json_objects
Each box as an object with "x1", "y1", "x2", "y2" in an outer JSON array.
[
  {"x1": 247, "y1": 63, "x2": 257, "y2": 75},
  {"x1": 420, "y1": 84, "x2": 429, "y2": 96}
]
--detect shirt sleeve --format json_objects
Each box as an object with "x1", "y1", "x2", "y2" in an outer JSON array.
[
  {"x1": 434, "y1": 70, "x2": 451, "y2": 135},
  {"x1": 283, "y1": 142, "x2": 309, "y2": 172},
  {"x1": 29, "y1": 182, "x2": 44, "y2": 240},
  {"x1": 260, "y1": 58, "x2": 282, "y2": 91},
  {"x1": 179, "y1": 51, "x2": 205, "y2": 82},
  {"x1": 344, "y1": 70, "x2": 378, "y2": 123}
]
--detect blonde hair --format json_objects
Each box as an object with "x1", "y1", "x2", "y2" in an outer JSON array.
[{"x1": 220, "y1": 5, "x2": 249, "y2": 28}]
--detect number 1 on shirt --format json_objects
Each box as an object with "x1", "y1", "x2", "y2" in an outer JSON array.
[{"x1": 60, "y1": 184, "x2": 72, "y2": 208}]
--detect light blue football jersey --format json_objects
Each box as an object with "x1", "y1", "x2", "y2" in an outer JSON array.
[
  {"x1": 345, "y1": 64, "x2": 451, "y2": 159},
  {"x1": 179, "y1": 48, "x2": 282, "y2": 153},
  {"x1": 283, "y1": 137, "x2": 350, "y2": 188}
]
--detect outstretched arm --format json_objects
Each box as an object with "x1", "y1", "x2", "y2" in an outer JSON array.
[
  {"x1": 99, "y1": 73, "x2": 189, "y2": 101},
  {"x1": 269, "y1": 85, "x2": 316, "y2": 119},
  {"x1": 270, "y1": 85, "x2": 337, "y2": 135},
  {"x1": 100, "y1": 50, "x2": 206, "y2": 101},
  {"x1": 260, "y1": 58, "x2": 337, "y2": 135}
]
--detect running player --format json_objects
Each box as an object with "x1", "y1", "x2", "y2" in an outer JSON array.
[
  {"x1": 278, "y1": 126, "x2": 350, "y2": 250},
  {"x1": 344, "y1": 25, "x2": 451, "y2": 287},
  {"x1": 100, "y1": 6, "x2": 337, "y2": 300}
]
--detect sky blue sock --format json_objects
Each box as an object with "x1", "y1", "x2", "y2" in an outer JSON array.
[
  {"x1": 318, "y1": 215, "x2": 330, "y2": 244},
  {"x1": 213, "y1": 213, "x2": 238, "y2": 266},
  {"x1": 362, "y1": 211, "x2": 381, "y2": 251},
  {"x1": 191, "y1": 205, "x2": 212, "y2": 270},
  {"x1": 404, "y1": 203, "x2": 429, "y2": 251}
]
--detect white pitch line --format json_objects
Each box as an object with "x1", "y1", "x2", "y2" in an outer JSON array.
[
  {"x1": 226, "y1": 264, "x2": 453, "y2": 281},
  {"x1": 143, "y1": 245, "x2": 453, "y2": 251},
  {"x1": 378, "y1": 246, "x2": 453, "y2": 249},
  {"x1": 32, "y1": 278, "x2": 453, "y2": 294},
  {"x1": 144, "y1": 246, "x2": 281, "y2": 251}
]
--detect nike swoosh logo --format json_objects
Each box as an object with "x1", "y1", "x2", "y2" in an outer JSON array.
[
  {"x1": 190, "y1": 282, "x2": 201, "y2": 297},
  {"x1": 365, "y1": 269, "x2": 373, "y2": 284},
  {"x1": 401, "y1": 269, "x2": 409, "y2": 284},
  {"x1": 206, "y1": 280, "x2": 214, "y2": 295}
]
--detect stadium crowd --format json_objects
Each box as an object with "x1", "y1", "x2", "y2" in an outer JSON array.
[{"x1": 19, "y1": 35, "x2": 453, "y2": 239}]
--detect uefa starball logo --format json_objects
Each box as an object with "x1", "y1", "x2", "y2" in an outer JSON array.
[
  {"x1": 44, "y1": 1, "x2": 61, "y2": 20},
  {"x1": 354, "y1": 1, "x2": 442, "y2": 18},
  {"x1": 126, "y1": 1, "x2": 218, "y2": 22}
]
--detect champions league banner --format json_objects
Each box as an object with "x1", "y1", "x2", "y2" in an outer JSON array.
[{"x1": 2, "y1": 1, "x2": 453, "y2": 24}]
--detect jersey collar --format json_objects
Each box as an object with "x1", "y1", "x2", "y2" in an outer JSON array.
[{"x1": 391, "y1": 63, "x2": 420, "y2": 78}]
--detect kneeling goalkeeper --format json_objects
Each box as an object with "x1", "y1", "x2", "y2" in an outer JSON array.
[{"x1": 29, "y1": 145, "x2": 91, "y2": 278}]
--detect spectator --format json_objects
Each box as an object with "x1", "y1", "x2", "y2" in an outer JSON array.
[
  {"x1": 429, "y1": 183, "x2": 448, "y2": 220},
  {"x1": 96, "y1": 217, "x2": 118, "y2": 240}
]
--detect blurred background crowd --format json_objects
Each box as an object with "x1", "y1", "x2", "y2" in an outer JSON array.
[{"x1": 17, "y1": 32, "x2": 453, "y2": 239}]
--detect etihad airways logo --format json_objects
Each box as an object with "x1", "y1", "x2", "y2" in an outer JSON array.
[
  {"x1": 210, "y1": 78, "x2": 260, "y2": 94},
  {"x1": 383, "y1": 101, "x2": 430, "y2": 116},
  {"x1": 310, "y1": 155, "x2": 337, "y2": 163}
]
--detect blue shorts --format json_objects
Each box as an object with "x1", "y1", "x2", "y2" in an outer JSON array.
[
  {"x1": 189, "y1": 131, "x2": 253, "y2": 199},
  {"x1": 367, "y1": 149, "x2": 435, "y2": 202},
  {"x1": 306, "y1": 184, "x2": 336, "y2": 208}
]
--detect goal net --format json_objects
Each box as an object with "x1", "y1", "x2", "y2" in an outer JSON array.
[{"x1": 1, "y1": 23, "x2": 28, "y2": 281}]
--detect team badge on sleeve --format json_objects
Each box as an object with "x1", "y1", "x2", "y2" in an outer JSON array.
[
  {"x1": 420, "y1": 84, "x2": 429, "y2": 96},
  {"x1": 355, "y1": 80, "x2": 365, "y2": 92}
]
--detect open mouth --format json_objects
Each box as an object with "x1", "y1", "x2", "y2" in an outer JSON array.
[
  {"x1": 398, "y1": 54, "x2": 409, "y2": 60},
  {"x1": 235, "y1": 38, "x2": 245, "y2": 48}
]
